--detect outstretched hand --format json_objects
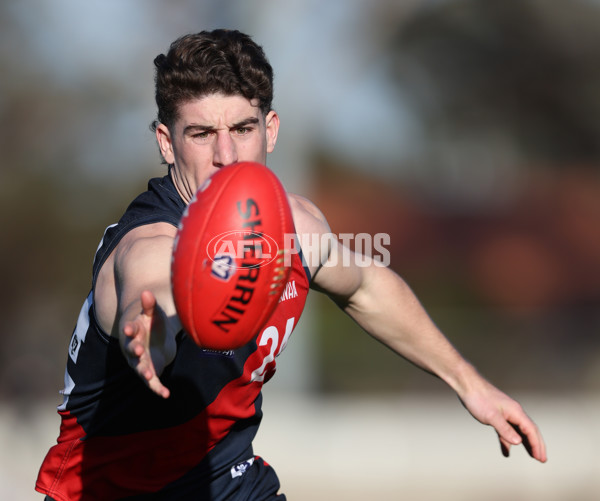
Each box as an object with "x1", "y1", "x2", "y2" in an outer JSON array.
[
  {"x1": 459, "y1": 379, "x2": 547, "y2": 463},
  {"x1": 122, "y1": 290, "x2": 176, "y2": 399}
]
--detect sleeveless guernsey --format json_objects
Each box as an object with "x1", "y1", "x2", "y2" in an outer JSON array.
[{"x1": 36, "y1": 172, "x2": 310, "y2": 500}]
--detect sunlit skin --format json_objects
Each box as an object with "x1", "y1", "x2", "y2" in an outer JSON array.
[
  {"x1": 97, "y1": 92, "x2": 546, "y2": 464},
  {"x1": 95, "y1": 93, "x2": 280, "y2": 397},
  {"x1": 155, "y1": 94, "x2": 279, "y2": 203}
]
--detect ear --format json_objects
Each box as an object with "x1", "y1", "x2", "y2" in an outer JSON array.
[
  {"x1": 156, "y1": 123, "x2": 175, "y2": 164},
  {"x1": 264, "y1": 110, "x2": 280, "y2": 153}
]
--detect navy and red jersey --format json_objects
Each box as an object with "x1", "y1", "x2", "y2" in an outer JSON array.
[{"x1": 36, "y1": 171, "x2": 310, "y2": 500}]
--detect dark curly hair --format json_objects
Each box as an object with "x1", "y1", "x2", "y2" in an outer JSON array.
[{"x1": 150, "y1": 29, "x2": 274, "y2": 133}]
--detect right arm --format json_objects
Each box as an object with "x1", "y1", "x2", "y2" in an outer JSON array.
[{"x1": 96, "y1": 222, "x2": 180, "y2": 398}]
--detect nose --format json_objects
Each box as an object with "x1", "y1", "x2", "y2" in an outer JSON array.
[{"x1": 213, "y1": 131, "x2": 237, "y2": 167}]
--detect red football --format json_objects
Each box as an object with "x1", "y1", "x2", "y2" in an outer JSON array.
[{"x1": 171, "y1": 162, "x2": 294, "y2": 350}]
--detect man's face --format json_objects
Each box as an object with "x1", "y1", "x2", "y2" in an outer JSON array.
[{"x1": 156, "y1": 93, "x2": 279, "y2": 203}]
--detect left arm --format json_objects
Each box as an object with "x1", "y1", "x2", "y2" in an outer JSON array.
[
  {"x1": 291, "y1": 194, "x2": 547, "y2": 463},
  {"x1": 320, "y1": 257, "x2": 546, "y2": 462}
]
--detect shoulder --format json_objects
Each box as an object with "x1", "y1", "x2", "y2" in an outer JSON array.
[
  {"x1": 288, "y1": 193, "x2": 330, "y2": 235},
  {"x1": 114, "y1": 222, "x2": 177, "y2": 270},
  {"x1": 119, "y1": 221, "x2": 178, "y2": 243},
  {"x1": 287, "y1": 193, "x2": 366, "y2": 298},
  {"x1": 287, "y1": 193, "x2": 333, "y2": 281},
  {"x1": 96, "y1": 221, "x2": 178, "y2": 334}
]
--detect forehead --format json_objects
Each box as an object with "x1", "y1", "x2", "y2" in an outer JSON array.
[{"x1": 175, "y1": 93, "x2": 262, "y2": 129}]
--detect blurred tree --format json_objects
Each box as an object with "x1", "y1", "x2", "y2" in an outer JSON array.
[
  {"x1": 367, "y1": 0, "x2": 600, "y2": 208},
  {"x1": 309, "y1": 0, "x2": 600, "y2": 394},
  {"x1": 391, "y1": 0, "x2": 600, "y2": 157}
]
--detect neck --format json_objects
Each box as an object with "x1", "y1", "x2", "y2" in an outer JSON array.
[{"x1": 169, "y1": 165, "x2": 195, "y2": 205}]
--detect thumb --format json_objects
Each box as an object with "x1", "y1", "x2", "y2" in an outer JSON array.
[{"x1": 140, "y1": 290, "x2": 157, "y2": 316}]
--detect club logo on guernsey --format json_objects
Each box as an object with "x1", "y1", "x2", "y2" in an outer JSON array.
[{"x1": 231, "y1": 457, "x2": 255, "y2": 478}]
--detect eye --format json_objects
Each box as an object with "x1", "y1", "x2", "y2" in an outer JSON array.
[
  {"x1": 190, "y1": 130, "x2": 215, "y2": 143},
  {"x1": 233, "y1": 127, "x2": 251, "y2": 136}
]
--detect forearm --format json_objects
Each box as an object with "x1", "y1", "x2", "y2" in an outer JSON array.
[
  {"x1": 115, "y1": 228, "x2": 182, "y2": 347},
  {"x1": 343, "y1": 263, "x2": 480, "y2": 394},
  {"x1": 300, "y1": 201, "x2": 547, "y2": 463}
]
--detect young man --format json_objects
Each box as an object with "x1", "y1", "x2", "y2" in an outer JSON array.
[{"x1": 36, "y1": 29, "x2": 546, "y2": 501}]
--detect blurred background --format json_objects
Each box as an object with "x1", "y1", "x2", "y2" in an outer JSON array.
[{"x1": 1, "y1": 0, "x2": 599, "y2": 499}]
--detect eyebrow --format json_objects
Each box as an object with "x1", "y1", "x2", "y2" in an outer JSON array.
[{"x1": 183, "y1": 117, "x2": 260, "y2": 135}]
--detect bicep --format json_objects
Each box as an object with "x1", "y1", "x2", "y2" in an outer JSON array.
[
  {"x1": 310, "y1": 239, "x2": 365, "y2": 304},
  {"x1": 289, "y1": 194, "x2": 365, "y2": 303},
  {"x1": 115, "y1": 224, "x2": 178, "y2": 319}
]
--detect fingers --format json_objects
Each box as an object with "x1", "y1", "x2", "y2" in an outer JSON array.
[
  {"x1": 125, "y1": 337, "x2": 145, "y2": 358},
  {"x1": 517, "y1": 421, "x2": 547, "y2": 463},
  {"x1": 492, "y1": 415, "x2": 523, "y2": 447},
  {"x1": 499, "y1": 436, "x2": 511, "y2": 457},
  {"x1": 495, "y1": 415, "x2": 547, "y2": 463},
  {"x1": 122, "y1": 319, "x2": 139, "y2": 340},
  {"x1": 147, "y1": 375, "x2": 171, "y2": 399},
  {"x1": 125, "y1": 339, "x2": 171, "y2": 399},
  {"x1": 509, "y1": 407, "x2": 547, "y2": 462},
  {"x1": 122, "y1": 291, "x2": 156, "y2": 347},
  {"x1": 122, "y1": 297, "x2": 171, "y2": 400},
  {"x1": 140, "y1": 357, "x2": 170, "y2": 399},
  {"x1": 137, "y1": 360, "x2": 171, "y2": 399},
  {"x1": 140, "y1": 290, "x2": 157, "y2": 316},
  {"x1": 460, "y1": 379, "x2": 547, "y2": 463}
]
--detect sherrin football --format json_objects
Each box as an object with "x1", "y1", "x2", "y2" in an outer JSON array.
[{"x1": 171, "y1": 161, "x2": 294, "y2": 350}]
